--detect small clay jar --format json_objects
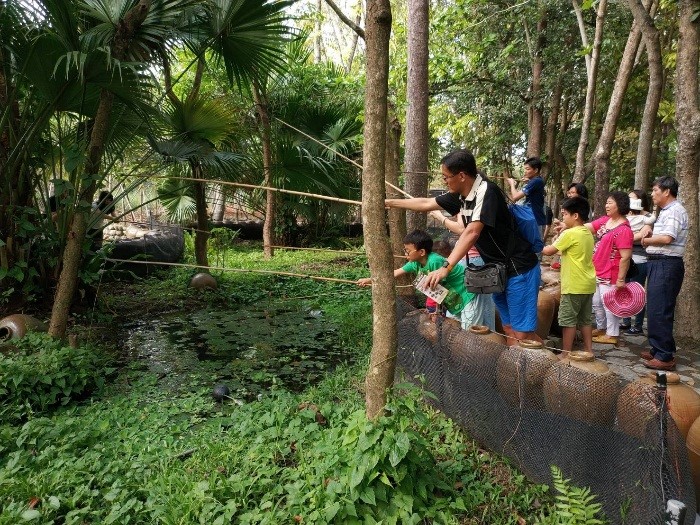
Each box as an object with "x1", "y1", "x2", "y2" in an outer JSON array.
[
  {"x1": 190, "y1": 272, "x2": 217, "y2": 290},
  {"x1": 0, "y1": 314, "x2": 47, "y2": 343},
  {"x1": 468, "y1": 325, "x2": 506, "y2": 345},
  {"x1": 496, "y1": 340, "x2": 558, "y2": 408},
  {"x1": 543, "y1": 351, "x2": 620, "y2": 427}
]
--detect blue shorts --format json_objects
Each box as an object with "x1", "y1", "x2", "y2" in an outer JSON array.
[{"x1": 492, "y1": 264, "x2": 540, "y2": 332}]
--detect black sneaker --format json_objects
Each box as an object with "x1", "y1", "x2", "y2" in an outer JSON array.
[
  {"x1": 619, "y1": 323, "x2": 631, "y2": 330},
  {"x1": 625, "y1": 327, "x2": 643, "y2": 335}
]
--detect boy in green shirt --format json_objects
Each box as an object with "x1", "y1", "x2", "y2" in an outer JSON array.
[
  {"x1": 357, "y1": 230, "x2": 476, "y2": 328},
  {"x1": 541, "y1": 198, "x2": 596, "y2": 354}
]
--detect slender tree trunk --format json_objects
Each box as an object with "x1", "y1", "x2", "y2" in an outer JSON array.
[
  {"x1": 592, "y1": 0, "x2": 647, "y2": 216},
  {"x1": 385, "y1": 109, "x2": 410, "y2": 297},
  {"x1": 542, "y1": 80, "x2": 562, "y2": 181},
  {"x1": 48, "y1": 0, "x2": 151, "y2": 338},
  {"x1": 193, "y1": 163, "x2": 209, "y2": 267},
  {"x1": 628, "y1": 0, "x2": 663, "y2": 190},
  {"x1": 211, "y1": 185, "x2": 225, "y2": 223},
  {"x1": 527, "y1": 12, "x2": 546, "y2": 157},
  {"x1": 314, "y1": 0, "x2": 323, "y2": 63},
  {"x1": 403, "y1": 0, "x2": 429, "y2": 232},
  {"x1": 574, "y1": 0, "x2": 607, "y2": 185},
  {"x1": 346, "y1": 11, "x2": 362, "y2": 72},
  {"x1": 572, "y1": 0, "x2": 592, "y2": 78},
  {"x1": 674, "y1": 0, "x2": 700, "y2": 338},
  {"x1": 253, "y1": 81, "x2": 275, "y2": 259},
  {"x1": 363, "y1": 0, "x2": 395, "y2": 420}
]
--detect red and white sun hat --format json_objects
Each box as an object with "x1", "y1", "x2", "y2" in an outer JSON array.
[{"x1": 603, "y1": 281, "x2": 646, "y2": 317}]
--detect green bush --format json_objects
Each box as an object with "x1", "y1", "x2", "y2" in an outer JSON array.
[{"x1": 0, "y1": 333, "x2": 112, "y2": 423}]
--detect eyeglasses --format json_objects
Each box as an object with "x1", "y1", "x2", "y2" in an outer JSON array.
[
  {"x1": 403, "y1": 248, "x2": 418, "y2": 256},
  {"x1": 442, "y1": 173, "x2": 457, "y2": 182}
]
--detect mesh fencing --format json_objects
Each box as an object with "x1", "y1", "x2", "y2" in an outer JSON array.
[
  {"x1": 394, "y1": 300, "x2": 696, "y2": 524},
  {"x1": 108, "y1": 223, "x2": 184, "y2": 276}
]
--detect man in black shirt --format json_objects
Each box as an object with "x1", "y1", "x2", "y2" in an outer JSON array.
[{"x1": 385, "y1": 149, "x2": 541, "y2": 345}]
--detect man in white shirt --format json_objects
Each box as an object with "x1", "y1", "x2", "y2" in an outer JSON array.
[{"x1": 639, "y1": 176, "x2": 689, "y2": 370}]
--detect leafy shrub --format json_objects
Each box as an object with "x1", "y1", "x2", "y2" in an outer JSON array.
[{"x1": 0, "y1": 333, "x2": 112, "y2": 423}]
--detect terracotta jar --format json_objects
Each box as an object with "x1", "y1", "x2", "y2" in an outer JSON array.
[
  {"x1": 541, "y1": 284, "x2": 561, "y2": 335},
  {"x1": 190, "y1": 272, "x2": 217, "y2": 290},
  {"x1": 468, "y1": 325, "x2": 506, "y2": 345},
  {"x1": 416, "y1": 311, "x2": 439, "y2": 344},
  {"x1": 0, "y1": 314, "x2": 47, "y2": 343},
  {"x1": 496, "y1": 340, "x2": 558, "y2": 408},
  {"x1": 685, "y1": 416, "x2": 700, "y2": 508},
  {"x1": 626, "y1": 373, "x2": 700, "y2": 440},
  {"x1": 543, "y1": 351, "x2": 621, "y2": 427},
  {"x1": 444, "y1": 324, "x2": 504, "y2": 382},
  {"x1": 615, "y1": 380, "x2": 658, "y2": 440},
  {"x1": 536, "y1": 291, "x2": 556, "y2": 340}
]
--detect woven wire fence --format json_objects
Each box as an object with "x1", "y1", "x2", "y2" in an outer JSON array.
[{"x1": 394, "y1": 299, "x2": 696, "y2": 524}]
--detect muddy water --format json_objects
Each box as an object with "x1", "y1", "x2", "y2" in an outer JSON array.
[{"x1": 123, "y1": 305, "x2": 353, "y2": 400}]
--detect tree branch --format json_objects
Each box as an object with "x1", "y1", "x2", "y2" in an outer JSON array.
[{"x1": 324, "y1": 0, "x2": 365, "y2": 39}]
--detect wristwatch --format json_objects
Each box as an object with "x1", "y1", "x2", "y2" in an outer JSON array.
[{"x1": 441, "y1": 260, "x2": 450, "y2": 269}]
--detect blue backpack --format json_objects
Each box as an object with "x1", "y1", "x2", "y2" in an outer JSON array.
[{"x1": 508, "y1": 203, "x2": 543, "y2": 253}]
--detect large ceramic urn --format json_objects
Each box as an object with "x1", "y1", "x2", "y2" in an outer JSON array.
[
  {"x1": 468, "y1": 325, "x2": 506, "y2": 345},
  {"x1": 443, "y1": 323, "x2": 504, "y2": 382},
  {"x1": 536, "y1": 290, "x2": 556, "y2": 339},
  {"x1": 685, "y1": 416, "x2": 700, "y2": 508},
  {"x1": 617, "y1": 373, "x2": 700, "y2": 441},
  {"x1": 543, "y1": 351, "x2": 621, "y2": 427},
  {"x1": 496, "y1": 339, "x2": 559, "y2": 408},
  {"x1": 0, "y1": 314, "x2": 47, "y2": 343},
  {"x1": 190, "y1": 272, "x2": 217, "y2": 290}
]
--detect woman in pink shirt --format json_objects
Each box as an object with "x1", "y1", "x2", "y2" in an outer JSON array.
[{"x1": 588, "y1": 192, "x2": 634, "y2": 345}]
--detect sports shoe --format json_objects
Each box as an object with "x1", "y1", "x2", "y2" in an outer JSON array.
[
  {"x1": 625, "y1": 327, "x2": 643, "y2": 335},
  {"x1": 640, "y1": 351, "x2": 654, "y2": 361},
  {"x1": 592, "y1": 335, "x2": 618, "y2": 345},
  {"x1": 643, "y1": 358, "x2": 676, "y2": 371},
  {"x1": 619, "y1": 323, "x2": 631, "y2": 330}
]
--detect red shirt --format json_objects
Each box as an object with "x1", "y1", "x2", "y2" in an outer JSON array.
[{"x1": 591, "y1": 216, "x2": 633, "y2": 281}]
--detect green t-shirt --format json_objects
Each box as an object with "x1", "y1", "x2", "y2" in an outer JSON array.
[
  {"x1": 402, "y1": 252, "x2": 475, "y2": 314},
  {"x1": 552, "y1": 226, "x2": 596, "y2": 294}
]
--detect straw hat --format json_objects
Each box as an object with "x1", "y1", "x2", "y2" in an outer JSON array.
[
  {"x1": 603, "y1": 281, "x2": 646, "y2": 317},
  {"x1": 629, "y1": 198, "x2": 643, "y2": 211}
]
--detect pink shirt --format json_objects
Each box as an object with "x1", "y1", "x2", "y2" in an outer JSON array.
[{"x1": 591, "y1": 216, "x2": 633, "y2": 281}]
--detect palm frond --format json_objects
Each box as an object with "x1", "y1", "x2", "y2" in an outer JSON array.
[{"x1": 156, "y1": 173, "x2": 197, "y2": 224}]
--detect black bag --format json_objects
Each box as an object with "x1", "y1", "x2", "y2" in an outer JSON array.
[
  {"x1": 464, "y1": 262, "x2": 507, "y2": 294},
  {"x1": 627, "y1": 259, "x2": 639, "y2": 279}
]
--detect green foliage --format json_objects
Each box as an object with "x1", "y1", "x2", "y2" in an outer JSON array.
[
  {"x1": 0, "y1": 333, "x2": 112, "y2": 423},
  {"x1": 535, "y1": 466, "x2": 606, "y2": 525}
]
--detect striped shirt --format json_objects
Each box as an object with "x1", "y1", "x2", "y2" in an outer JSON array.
[{"x1": 646, "y1": 200, "x2": 688, "y2": 257}]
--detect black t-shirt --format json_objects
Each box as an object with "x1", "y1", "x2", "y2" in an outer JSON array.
[{"x1": 435, "y1": 176, "x2": 538, "y2": 276}]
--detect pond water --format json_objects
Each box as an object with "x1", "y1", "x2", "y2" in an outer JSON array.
[{"x1": 122, "y1": 305, "x2": 354, "y2": 400}]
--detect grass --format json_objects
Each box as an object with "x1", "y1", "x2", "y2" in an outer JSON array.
[{"x1": 0, "y1": 239, "x2": 560, "y2": 524}]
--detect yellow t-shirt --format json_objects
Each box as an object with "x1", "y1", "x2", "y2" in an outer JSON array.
[{"x1": 552, "y1": 226, "x2": 596, "y2": 294}]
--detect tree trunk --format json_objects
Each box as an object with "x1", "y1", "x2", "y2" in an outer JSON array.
[
  {"x1": 527, "y1": 12, "x2": 546, "y2": 158},
  {"x1": 403, "y1": 0, "x2": 429, "y2": 232},
  {"x1": 193, "y1": 163, "x2": 210, "y2": 267},
  {"x1": 345, "y1": 11, "x2": 362, "y2": 72},
  {"x1": 574, "y1": 0, "x2": 607, "y2": 184},
  {"x1": 314, "y1": 0, "x2": 323, "y2": 63},
  {"x1": 385, "y1": 108, "x2": 410, "y2": 297},
  {"x1": 628, "y1": 0, "x2": 663, "y2": 191},
  {"x1": 253, "y1": 81, "x2": 275, "y2": 259},
  {"x1": 572, "y1": 0, "x2": 592, "y2": 78},
  {"x1": 592, "y1": 0, "x2": 647, "y2": 216},
  {"x1": 211, "y1": 185, "x2": 225, "y2": 223},
  {"x1": 674, "y1": 0, "x2": 700, "y2": 338},
  {"x1": 363, "y1": 0, "x2": 395, "y2": 420},
  {"x1": 542, "y1": 80, "x2": 562, "y2": 181},
  {"x1": 48, "y1": 0, "x2": 151, "y2": 338}
]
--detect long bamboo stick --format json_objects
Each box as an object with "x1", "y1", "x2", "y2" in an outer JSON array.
[{"x1": 105, "y1": 258, "x2": 361, "y2": 284}]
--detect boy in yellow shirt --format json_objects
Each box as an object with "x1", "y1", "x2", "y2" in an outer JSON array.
[{"x1": 542, "y1": 197, "x2": 596, "y2": 354}]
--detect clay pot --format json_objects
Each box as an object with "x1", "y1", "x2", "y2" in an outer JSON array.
[
  {"x1": 0, "y1": 314, "x2": 47, "y2": 343},
  {"x1": 543, "y1": 351, "x2": 621, "y2": 427},
  {"x1": 444, "y1": 324, "x2": 504, "y2": 381},
  {"x1": 190, "y1": 272, "x2": 217, "y2": 290},
  {"x1": 540, "y1": 266, "x2": 561, "y2": 286},
  {"x1": 541, "y1": 284, "x2": 561, "y2": 335},
  {"x1": 416, "y1": 312, "x2": 438, "y2": 344},
  {"x1": 615, "y1": 381, "x2": 659, "y2": 440},
  {"x1": 468, "y1": 325, "x2": 506, "y2": 345},
  {"x1": 536, "y1": 290, "x2": 556, "y2": 339},
  {"x1": 622, "y1": 373, "x2": 700, "y2": 440},
  {"x1": 496, "y1": 340, "x2": 558, "y2": 408},
  {"x1": 685, "y1": 416, "x2": 700, "y2": 508}
]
